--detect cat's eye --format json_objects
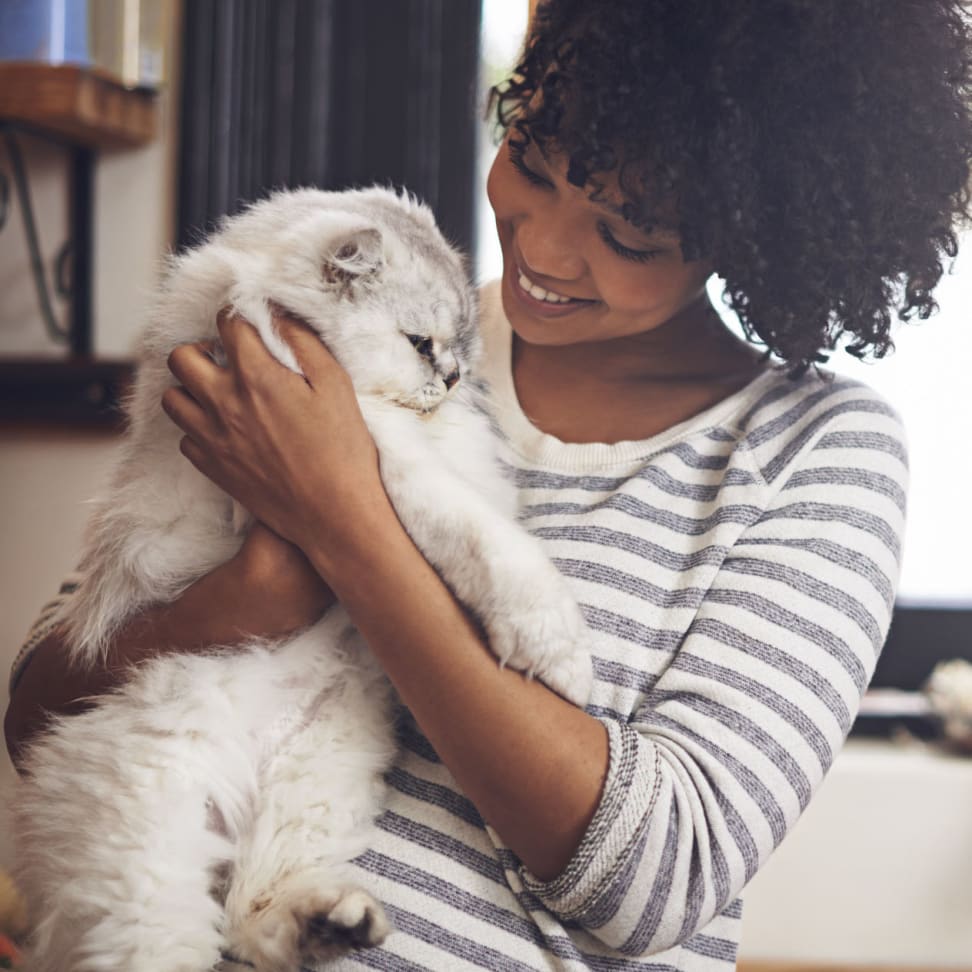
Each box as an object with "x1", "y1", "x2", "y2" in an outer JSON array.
[{"x1": 406, "y1": 334, "x2": 433, "y2": 357}]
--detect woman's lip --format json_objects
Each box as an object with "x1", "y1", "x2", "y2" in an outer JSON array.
[{"x1": 510, "y1": 264, "x2": 596, "y2": 317}]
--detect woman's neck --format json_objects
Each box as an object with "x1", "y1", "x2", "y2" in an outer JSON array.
[{"x1": 510, "y1": 298, "x2": 767, "y2": 444}]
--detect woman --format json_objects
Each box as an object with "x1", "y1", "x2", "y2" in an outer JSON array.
[{"x1": 7, "y1": 1, "x2": 972, "y2": 968}]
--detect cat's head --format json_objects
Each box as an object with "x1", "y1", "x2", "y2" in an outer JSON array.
[{"x1": 234, "y1": 187, "x2": 477, "y2": 413}]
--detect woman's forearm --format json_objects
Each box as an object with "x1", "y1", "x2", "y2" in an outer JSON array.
[
  {"x1": 4, "y1": 529, "x2": 335, "y2": 769},
  {"x1": 303, "y1": 491, "x2": 610, "y2": 882}
]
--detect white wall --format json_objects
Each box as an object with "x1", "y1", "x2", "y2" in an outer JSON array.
[
  {"x1": 0, "y1": 135, "x2": 72, "y2": 355},
  {"x1": 92, "y1": 96, "x2": 179, "y2": 358}
]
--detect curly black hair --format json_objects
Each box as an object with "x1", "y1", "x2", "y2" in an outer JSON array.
[{"x1": 491, "y1": 0, "x2": 972, "y2": 371}]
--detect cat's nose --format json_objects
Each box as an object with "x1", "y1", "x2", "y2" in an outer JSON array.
[{"x1": 443, "y1": 369, "x2": 461, "y2": 390}]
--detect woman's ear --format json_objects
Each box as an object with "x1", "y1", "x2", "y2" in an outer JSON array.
[{"x1": 322, "y1": 227, "x2": 384, "y2": 293}]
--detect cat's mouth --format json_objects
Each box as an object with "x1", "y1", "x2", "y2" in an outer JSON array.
[
  {"x1": 395, "y1": 401, "x2": 440, "y2": 416},
  {"x1": 394, "y1": 382, "x2": 452, "y2": 414}
]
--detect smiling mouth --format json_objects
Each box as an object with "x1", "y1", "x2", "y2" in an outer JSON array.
[{"x1": 515, "y1": 266, "x2": 593, "y2": 305}]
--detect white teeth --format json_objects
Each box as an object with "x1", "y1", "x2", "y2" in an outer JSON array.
[{"x1": 518, "y1": 269, "x2": 573, "y2": 304}]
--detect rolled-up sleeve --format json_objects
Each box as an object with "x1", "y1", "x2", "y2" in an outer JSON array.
[{"x1": 8, "y1": 572, "x2": 84, "y2": 696}]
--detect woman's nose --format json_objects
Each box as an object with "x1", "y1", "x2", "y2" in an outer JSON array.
[{"x1": 514, "y1": 211, "x2": 586, "y2": 282}]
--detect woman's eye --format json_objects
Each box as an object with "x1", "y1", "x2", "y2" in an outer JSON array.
[
  {"x1": 510, "y1": 152, "x2": 552, "y2": 189},
  {"x1": 406, "y1": 334, "x2": 434, "y2": 356},
  {"x1": 597, "y1": 223, "x2": 662, "y2": 264}
]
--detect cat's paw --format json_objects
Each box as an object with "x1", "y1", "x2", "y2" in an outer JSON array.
[
  {"x1": 299, "y1": 886, "x2": 390, "y2": 956},
  {"x1": 229, "y1": 885, "x2": 389, "y2": 971},
  {"x1": 535, "y1": 636, "x2": 594, "y2": 709},
  {"x1": 488, "y1": 598, "x2": 594, "y2": 709}
]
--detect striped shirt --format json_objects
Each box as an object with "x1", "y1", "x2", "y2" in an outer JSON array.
[{"x1": 13, "y1": 280, "x2": 907, "y2": 970}]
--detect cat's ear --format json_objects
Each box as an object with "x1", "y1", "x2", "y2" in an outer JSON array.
[{"x1": 323, "y1": 226, "x2": 384, "y2": 293}]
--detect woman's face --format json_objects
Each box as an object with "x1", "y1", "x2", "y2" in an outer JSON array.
[{"x1": 486, "y1": 136, "x2": 714, "y2": 348}]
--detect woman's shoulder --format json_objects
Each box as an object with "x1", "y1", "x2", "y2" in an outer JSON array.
[{"x1": 732, "y1": 365, "x2": 908, "y2": 490}]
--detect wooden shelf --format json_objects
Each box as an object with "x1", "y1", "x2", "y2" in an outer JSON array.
[
  {"x1": 0, "y1": 63, "x2": 157, "y2": 148},
  {"x1": 0, "y1": 358, "x2": 134, "y2": 430}
]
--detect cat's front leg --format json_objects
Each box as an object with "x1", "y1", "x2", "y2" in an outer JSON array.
[
  {"x1": 467, "y1": 524, "x2": 594, "y2": 707},
  {"x1": 365, "y1": 408, "x2": 593, "y2": 708}
]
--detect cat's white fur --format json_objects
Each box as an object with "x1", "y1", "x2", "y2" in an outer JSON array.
[{"x1": 13, "y1": 187, "x2": 592, "y2": 972}]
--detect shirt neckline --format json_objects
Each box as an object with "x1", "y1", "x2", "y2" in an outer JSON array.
[{"x1": 479, "y1": 280, "x2": 784, "y2": 472}]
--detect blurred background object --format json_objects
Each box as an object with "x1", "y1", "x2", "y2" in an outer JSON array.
[
  {"x1": 0, "y1": 0, "x2": 91, "y2": 69},
  {"x1": 89, "y1": 0, "x2": 171, "y2": 90},
  {"x1": 0, "y1": 0, "x2": 170, "y2": 89}
]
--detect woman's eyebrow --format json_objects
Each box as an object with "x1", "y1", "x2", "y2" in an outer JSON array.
[{"x1": 530, "y1": 140, "x2": 679, "y2": 242}]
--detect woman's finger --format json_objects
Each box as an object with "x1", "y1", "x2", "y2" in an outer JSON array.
[
  {"x1": 160, "y1": 384, "x2": 211, "y2": 437},
  {"x1": 274, "y1": 315, "x2": 342, "y2": 389},
  {"x1": 166, "y1": 342, "x2": 225, "y2": 410},
  {"x1": 216, "y1": 308, "x2": 277, "y2": 378},
  {"x1": 178, "y1": 434, "x2": 217, "y2": 482}
]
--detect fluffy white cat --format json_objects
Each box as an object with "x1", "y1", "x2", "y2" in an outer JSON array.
[{"x1": 13, "y1": 187, "x2": 592, "y2": 972}]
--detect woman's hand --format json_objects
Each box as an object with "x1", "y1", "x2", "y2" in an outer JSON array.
[
  {"x1": 161, "y1": 310, "x2": 385, "y2": 558},
  {"x1": 233, "y1": 522, "x2": 336, "y2": 632}
]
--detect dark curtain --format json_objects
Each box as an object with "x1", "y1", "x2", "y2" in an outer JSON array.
[{"x1": 177, "y1": 0, "x2": 482, "y2": 257}]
